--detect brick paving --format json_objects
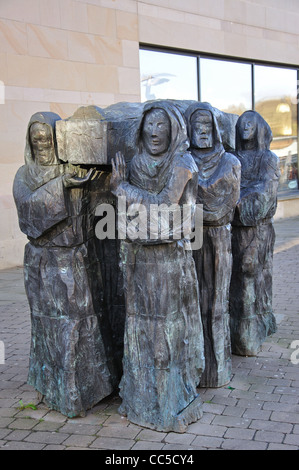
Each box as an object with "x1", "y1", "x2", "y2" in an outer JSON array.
[{"x1": 0, "y1": 216, "x2": 298, "y2": 451}]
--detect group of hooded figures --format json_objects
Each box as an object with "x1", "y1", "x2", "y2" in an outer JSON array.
[{"x1": 13, "y1": 99, "x2": 280, "y2": 433}]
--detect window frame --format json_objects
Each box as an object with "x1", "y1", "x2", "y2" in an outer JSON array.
[{"x1": 139, "y1": 44, "x2": 299, "y2": 194}]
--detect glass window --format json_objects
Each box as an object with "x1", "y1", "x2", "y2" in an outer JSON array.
[
  {"x1": 200, "y1": 58, "x2": 252, "y2": 115},
  {"x1": 139, "y1": 47, "x2": 298, "y2": 194},
  {"x1": 139, "y1": 49, "x2": 198, "y2": 102},
  {"x1": 254, "y1": 65, "x2": 298, "y2": 192}
]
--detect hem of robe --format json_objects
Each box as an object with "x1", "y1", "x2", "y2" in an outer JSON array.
[
  {"x1": 199, "y1": 363, "x2": 232, "y2": 388},
  {"x1": 118, "y1": 394, "x2": 203, "y2": 433},
  {"x1": 27, "y1": 370, "x2": 115, "y2": 418},
  {"x1": 230, "y1": 311, "x2": 277, "y2": 356}
]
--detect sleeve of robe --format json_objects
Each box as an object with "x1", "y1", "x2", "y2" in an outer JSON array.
[
  {"x1": 112, "y1": 154, "x2": 198, "y2": 243},
  {"x1": 13, "y1": 167, "x2": 69, "y2": 240},
  {"x1": 200, "y1": 155, "x2": 241, "y2": 225},
  {"x1": 236, "y1": 151, "x2": 280, "y2": 226}
]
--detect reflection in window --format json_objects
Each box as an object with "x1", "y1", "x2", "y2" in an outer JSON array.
[
  {"x1": 254, "y1": 65, "x2": 298, "y2": 192},
  {"x1": 139, "y1": 48, "x2": 298, "y2": 194},
  {"x1": 200, "y1": 58, "x2": 252, "y2": 115},
  {"x1": 139, "y1": 49, "x2": 198, "y2": 102}
]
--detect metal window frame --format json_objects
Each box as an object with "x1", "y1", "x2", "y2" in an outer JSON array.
[{"x1": 140, "y1": 43, "x2": 299, "y2": 108}]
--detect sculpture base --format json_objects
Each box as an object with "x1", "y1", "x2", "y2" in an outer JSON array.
[
  {"x1": 230, "y1": 312, "x2": 277, "y2": 357},
  {"x1": 119, "y1": 394, "x2": 203, "y2": 433},
  {"x1": 199, "y1": 369, "x2": 232, "y2": 388}
]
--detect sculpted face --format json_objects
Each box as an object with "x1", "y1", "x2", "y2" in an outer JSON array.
[
  {"x1": 30, "y1": 122, "x2": 56, "y2": 166},
  {"x1": 142, "y1": 109, "x2": 171, "y2": 156},
  {"x1": 240, "y1": 115, "x2": 257, "y2": 141},
  {"x1": 190, "y1": 110, "x2": 213, "y2": 149}
]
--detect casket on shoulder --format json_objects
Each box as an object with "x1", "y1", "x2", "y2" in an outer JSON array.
[{"x1": 56, "y1": 103, "x2": 144, "y2": 166}]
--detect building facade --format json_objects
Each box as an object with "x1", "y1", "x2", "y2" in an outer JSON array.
[{"x1": 0, "y1": 0, "x2": 298, "y2": 268}]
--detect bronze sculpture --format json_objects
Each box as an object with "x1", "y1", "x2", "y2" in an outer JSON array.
[
  {"x1": 13, "y1": 112, "x2": 118, "y2": 418},
  {"x1": 185, "y1": 102, "x2": 241, "y2": 388},
  {"x1": 110, "y1": 101, "x2": 205, "y2": 432},
  {"x1": 12, "y1": 101, "x2": 280, "y2": 430},
  {"x1": 229, "y1": 110, "x2": 280, "y2": 356}
]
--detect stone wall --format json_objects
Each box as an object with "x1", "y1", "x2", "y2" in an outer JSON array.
[{"x1": 1, "y1": 0, "x2": 299, "y2": 268}]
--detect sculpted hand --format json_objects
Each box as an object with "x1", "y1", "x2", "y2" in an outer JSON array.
[
  {"x1": 110, "y1": 151, "x2": 127, "y2": 192},
  {"x1": 63, "y1": 167, "x2": 96, "y2": 188}
]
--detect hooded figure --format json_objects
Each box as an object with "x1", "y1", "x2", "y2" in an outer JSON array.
[
  {"x1": 229, "y1": 110, "x2": 280, "y2": 356},
  {"x1": 184, "y1": 102, "x2": 241, "y2": 388},
  {"x1": 110, "y1": 100, "x2": 205, "y2": 433},
  {"x1": 13, "y1": 112, "x2": 118, "y2": 418}
]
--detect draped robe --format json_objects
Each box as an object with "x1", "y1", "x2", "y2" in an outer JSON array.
[
  {"x1": 13, "y1": 112, "x2": 117, "y2": 417},
  {"x1": 185, "y1": 103, "x2": 241, "y2": 387},
  {"x1": 229, "y1": 111, "x2": 280, "y2": 356},
  {"x1": 112, "y1": 102, "x2": 205, "y2": 432}
]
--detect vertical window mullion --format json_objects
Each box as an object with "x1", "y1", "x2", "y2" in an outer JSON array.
[
  {"x1": 252, "y1": 63, "x2": 255, "y2": 111},
  {"x1": 197, "y1": 56, "x2": 201, "y2": 102}
]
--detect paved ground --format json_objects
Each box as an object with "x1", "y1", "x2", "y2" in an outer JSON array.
[{"x1": 0, "y1": 217, "x2": 299, "y2": 451}]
